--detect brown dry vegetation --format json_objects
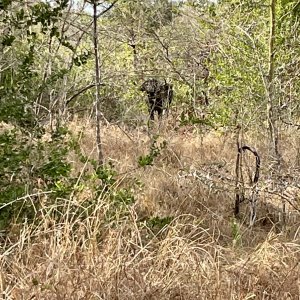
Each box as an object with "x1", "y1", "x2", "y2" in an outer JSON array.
[{"x1": 1, "y1": 118, "x2": 300, "y2": 299}]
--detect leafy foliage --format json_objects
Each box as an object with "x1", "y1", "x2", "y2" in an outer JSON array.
[
  {"x1": 0, "y1": 127, "x2": 71, "y2": 229},
  {"x1": 0, "y1": 0, "x2": 299, "y2": 235},
  {"x1": 138, "y1": 136, "x2": 167, "y2": 167},
  {"x1": 146, "y1": 215, "x2": 174, "y2": 230}
]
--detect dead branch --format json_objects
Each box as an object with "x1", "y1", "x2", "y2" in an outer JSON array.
[
  {"x1": 235, "y1": 141, "x2": 261, "y2": 219},
  {"x1": 65, "y1": 83, "x2": 106, "y2": 106}
]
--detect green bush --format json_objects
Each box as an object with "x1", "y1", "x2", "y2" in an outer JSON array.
[{"x1": 0, "y1": 127, "x2": 71, "y2": 230}]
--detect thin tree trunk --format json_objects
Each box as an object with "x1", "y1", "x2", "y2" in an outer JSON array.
[
  {"x1": 93, "y1": 1, "x2": 104, "y2": 166},
  {"x1": 267, "y1": 0, "x2": 280, "y2": 164}
]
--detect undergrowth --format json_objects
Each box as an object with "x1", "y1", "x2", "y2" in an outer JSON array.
[{"x1": 0, "y1": 119, "x2": 299, "y2": 299}]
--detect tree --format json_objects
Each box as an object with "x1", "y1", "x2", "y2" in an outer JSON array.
[{"x1": 267, "y1": 0, "x2": 280, "y2": 164}]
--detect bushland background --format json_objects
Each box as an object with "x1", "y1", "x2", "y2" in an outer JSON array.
[{"x1": 0, "y1": 0, "x2": 300, "y2": 298}]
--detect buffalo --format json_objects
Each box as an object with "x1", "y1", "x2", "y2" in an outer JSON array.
[{"x1": 140, "y1": 78, "x2": 173, "y2": 120}]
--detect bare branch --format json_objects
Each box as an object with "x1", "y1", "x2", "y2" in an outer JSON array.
[
  {"x1": 66, "y1": 83, "x2": 104, "y2": 106},
  {"x1": 97, "y1": 0, "x2": 119, "y2": 18}
]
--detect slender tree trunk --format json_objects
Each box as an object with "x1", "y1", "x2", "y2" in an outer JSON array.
[
  {"x1": 93, "y1": 1, "x2": 104, "y2": 166},
  {"x1": 267, "y1": 0, "x2": 280, "y2": 164}
]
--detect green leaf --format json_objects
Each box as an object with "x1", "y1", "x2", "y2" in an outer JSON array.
[{"x1": 2, "y1": 35, "x2": 15, "y2": 46}]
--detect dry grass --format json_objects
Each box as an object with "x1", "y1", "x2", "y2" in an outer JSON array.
[{"x1": 1, "y1": 118, "x2": 300, "y2": 299}]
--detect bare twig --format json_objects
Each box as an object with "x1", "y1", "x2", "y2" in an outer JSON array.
[
  {"x1": 66, "y1": 83, "x2": 104, "y2": 106},
  {"x1": 96, "y1": 0, "x2": 119, "y2": 18}
]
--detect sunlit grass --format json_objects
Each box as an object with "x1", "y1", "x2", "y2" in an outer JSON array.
[{"x1": 1, "y1": 118, "x2": 300, "y2": 299}]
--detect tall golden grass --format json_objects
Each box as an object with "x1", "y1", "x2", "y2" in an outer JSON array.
[{"x1": 1, "y1": 118, "x2": 299, "y2": 299}]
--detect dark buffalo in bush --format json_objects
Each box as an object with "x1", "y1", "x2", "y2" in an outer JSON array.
[{"x1": 140, "y1": 79, "x2": 173, "y2": 120}]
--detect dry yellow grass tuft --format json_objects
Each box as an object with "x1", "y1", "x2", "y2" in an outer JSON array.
[{"x1": 1, "y1": 119, "x2": 300, "y2": 299}]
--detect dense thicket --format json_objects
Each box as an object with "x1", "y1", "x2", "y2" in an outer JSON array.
[
  {"x1": 1, "y1": 0, "x2": 300, "y2": 244},
  {"x1": 1, "y1": 1, "x2": 300, "y2": 298}
]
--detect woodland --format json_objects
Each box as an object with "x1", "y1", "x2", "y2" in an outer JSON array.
[{"x1": 0, "y1": 0, "x2": 300, "y2": 298}]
